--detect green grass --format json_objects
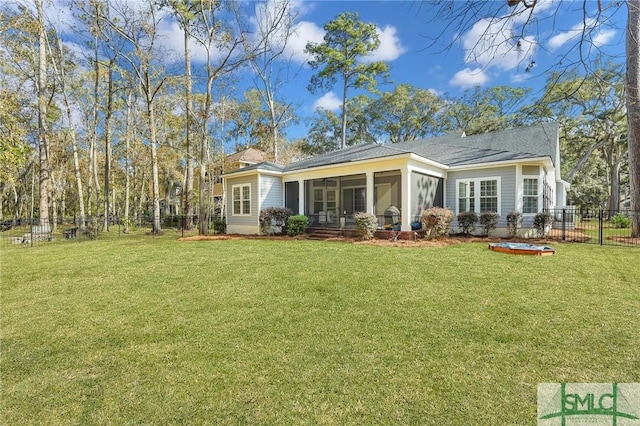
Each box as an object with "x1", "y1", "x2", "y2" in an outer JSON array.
[{"x1": 1, "y1": 233, "x2": 639, "y2": 424}]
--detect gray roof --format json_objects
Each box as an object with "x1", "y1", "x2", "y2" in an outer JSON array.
[{"x1": 224, "y1": 123, "x2": 558, "y2": 176}]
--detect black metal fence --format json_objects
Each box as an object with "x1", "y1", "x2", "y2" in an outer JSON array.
[
  {"x1": 3, "y1": 210, "x2": 639, "y2": 248},
  {"x1": 546, "y1": 208, "x2": 640, "y2": 247},
  {"x1": 0, "y1": 214, "x2": 225, "y2": 248}
]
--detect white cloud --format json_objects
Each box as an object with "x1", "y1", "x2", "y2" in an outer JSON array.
[
  {"x1": 286, "y1": 20, "x2": 325, "y2": 63},
  {"x1": 548, "y1": 18, "x2": 598, "y2": 50},
  {"x1": 461, "y1": 17, "x2": 536, "y2": 71},
  {"x1": 592, "y1": 29, "x2": 616, "y2": 47},
  {"x1": 547, "y1": 17, "x2": 616, "y2": 51},
  {"x1": 365, "y1": 25, "x2": 407, "y2": 62},
  {"x1": 313, "y1": 91, "x2": 342, "y2": 111},
  {"x1": 449, "y1": 68, "x2": 489, "y2": 89},
  {"x1": 288, "y1": 21, "x2": 406, "y2": 65}
]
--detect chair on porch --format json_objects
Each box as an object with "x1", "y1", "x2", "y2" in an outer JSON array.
[{"x1": 318, "y1": 211, "x2": 327, "y2": 225}]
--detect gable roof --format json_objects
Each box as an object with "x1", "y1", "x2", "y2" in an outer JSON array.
[
  {"x1": 225, "y1": 147, "x2": 267, "y2": 164},
  {"x1": 224, "y1": 123, "x2": 559, "y2": 176},
  {"x1": 402, "y1": 122, "x2": 559, "y2": 166}
]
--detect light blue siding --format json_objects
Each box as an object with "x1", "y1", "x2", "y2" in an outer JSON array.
[
  {"x1": 446, "y1": 166, "x2": 516, "y2": 227},
  {"x1": 260, "y1": 175, "x2": 284, "y2": 209},
  {"x1": 226, "y1": 175, "x2": 258, "y2": 227}
]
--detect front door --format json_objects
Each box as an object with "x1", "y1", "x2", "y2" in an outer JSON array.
[
  {"x1": 342, "y1": 187, "x2": 366, "y2": 217},
  {"x1": 313, "y1": 188, "x2": 338, "y2": 224}
]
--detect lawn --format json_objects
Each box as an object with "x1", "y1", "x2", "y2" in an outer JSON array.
[{"x1": 1, "y1": 233, "x2": 639, "y2": 424}]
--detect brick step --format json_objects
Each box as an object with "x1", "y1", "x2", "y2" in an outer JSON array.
[{"x1": 307, "y1": 228, "x2": 343, "y2": 240}]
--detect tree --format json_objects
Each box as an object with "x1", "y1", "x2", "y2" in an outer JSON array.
[
  {"x1": 626, "y1": 1, "x2": 640, "y2": 235},
  {"x1": 367, "y1": 84, "x2": 445, "y2": 143},
  {"x1": 98, "y1": 0, "x2": 168, "y2": 234},
  {"x1": 536, "y1": 65, "x2": 628, "y2": 211},
  {"x1": 427, "y1": 0, "x2": 638, "y2": 235},
  {"x1": 246, "y1": 0, "x2": 298, "y2": 162},
  {"x1": 167, "y1": 0, "x2": 200, "y2": 230},
  {"x1": 440, "y1": 85, "x2": 530, "y2": 135},
  {"x1": 305, "y1": 12, "x2": 390, "y2": 150},
  {"x1": 36, "y1": 0, "x2": 51, "y2": 229}
]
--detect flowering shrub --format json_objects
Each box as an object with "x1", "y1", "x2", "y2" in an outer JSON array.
[
  {"x1": 354, "y1": 212, "x2": 378, "y2": 240},
  {"x1": 259, "y1": 207, "x2": 293, "y2": 235},
  {"x1": 479, "y1": 212, "x2": 500, "y2": 236},
  {"x1": 457, "y1": 211, "x2": 478, "y2": 235},
  {"x1": 421, "y1": 207, "x2": 454, "y2": 238},
  {"x1": 506, "y1": 211, "x2": 522, "y2": 238}
]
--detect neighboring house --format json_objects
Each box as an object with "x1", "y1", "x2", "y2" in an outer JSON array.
[
  {"x1": 222, "y1": 123, "x2": 570, "y2": 236},
  {"x1": 212, "y1": 148, "x2": 267, "y2": 200}
]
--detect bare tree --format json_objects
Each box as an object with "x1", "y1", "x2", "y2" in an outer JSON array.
[
  {"x1": 98, "y1": 0, "x2": 168, "y2": 234},
  {"x1": 36, "y1": 0, "x2": 51, "y2": 230},
  {"x1": 246, "y1": 0, "x2": 299, "y2": 162},
  {"x1": 626, "y1": 0, "x2": 640, "y2": 235}
]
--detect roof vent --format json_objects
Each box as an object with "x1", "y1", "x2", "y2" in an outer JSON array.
[{"x1": 461, "y1": 132, "x2": 466, "y2": 138}]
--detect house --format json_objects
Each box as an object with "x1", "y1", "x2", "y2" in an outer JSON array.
[
  {"x1": 212, "y1": 147, "x2": 267, "y2": 199},
  {"x1": 222, "y1": 123, "x2": 570, "y2": 237}
]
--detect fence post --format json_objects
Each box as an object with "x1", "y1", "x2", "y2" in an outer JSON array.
[
  {"x1": 599, "y1": 209, "x2": 604, "y2": 245},
  {"x1": 562, "y1": 208, "x2": 566, "y2": 241}
]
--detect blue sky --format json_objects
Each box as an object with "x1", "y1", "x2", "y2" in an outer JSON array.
[{"x1": 41, "y1": 0, "x2": 627, "y2": 144}]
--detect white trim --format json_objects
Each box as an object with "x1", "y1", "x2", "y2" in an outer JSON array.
[
  {"x1": 231, "y1": 183, "x2": 251, "y2": 216},
  {"x1": 521, "y1": 176, "x2": 541, "y2": 215},
  {"x1": 455, "y1": 176, "x2": 501, "y2": 215}
]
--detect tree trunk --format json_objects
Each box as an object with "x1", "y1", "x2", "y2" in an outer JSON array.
[
  {"x1": 124, "y1": 92, "x2": 132, "y2": 233},
  {"x1": 36, "y1": 0, "x2": 50, "y2": 230},
  {"x1": 340, "y1": 78, "x2": 348, "y2": 149},
  {"x1": 184, "y1": 24, "x2": 195, "y2": 230},
  {"x1": 147, "y1": 94, "x2": 162, "y2": 234},
  {"x1": 626, "y1": 1, "x2": 640, "y2": 237},
  {"x1": 104, "y1": 62, "x2": 114, "y2": 232},
  {"x1": 607, "y1": 162, "x2": 621, "y2": 213}
]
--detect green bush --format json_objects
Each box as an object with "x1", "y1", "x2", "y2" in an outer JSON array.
[
  {"x1": 479, "y1": 212, "x2": 500, "y2": 236},
  {"x1": 420, "y1": 207, "x2": 454, "y2": 238},
  {"x1": 611, "y1": 213, "x2": 631, "y2": 229},
  {"x1": 457, "y1": 211, "x2": 478, "y2": 235},
  {"x1": 286, "y1": 215, "x2": 309, "y2": 237},
  {"x1": 354, "y1": 212, "x2": 378, "y2": 240},
  {"x1": 533, "y1": 211, "x2": 553, "y2": 237},
  {"x1": 213, "y1": 219, "x2": 226, "y2": 234},
  {"x1": 259, "y1": 207, "x2": 293, "y2": 235},
  {"x1": 506, "y1": 211, "x2": 522, "y2": 238}
]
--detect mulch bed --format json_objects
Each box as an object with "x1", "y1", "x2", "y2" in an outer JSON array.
[{"x1": 178, "y1": 233, "x2": 558, "y2": 248}]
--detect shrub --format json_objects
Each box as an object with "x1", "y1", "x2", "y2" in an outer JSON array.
[
  {"x1": 286, "y1": 215, "x2": 309, "y2": 237},
  {"x1": 479, "y1": 211, "x2": 500, "y2": 236},
  {"x1": 259, "y1": 207, "x2": 293, "y2": 235},
  {"x1": 354, "y1": 212, "x2": 378, "y2": 240},
  {"x1": 457, "y1": 211, "x2": 478, "y2": 235},
  {"x1": 213, "y1": 218, "x2": 226, "y2": 234},
  {"x1": 611, "y1": 213, "x2": 631, "y2": 229},
  {"x1": 506, "y1": 211, "x2": 523, "y2": 238},
  {"x1": 420, "y1": 207, "x2": 454, "y2": 238},
  {"x1": 533, "y1": 211, "x2": 553, "y2": 237}
]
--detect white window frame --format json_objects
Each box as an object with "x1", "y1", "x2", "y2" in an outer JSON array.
[
  {"x1": 232, "y1": 183, "x2": 251, "y2": 216},
  {"x1": 455, "y1": 177, "x2": 501, "y2": 214},
  {"x1": 522, "y1": 176, "x2": 540, "y2": 215}
]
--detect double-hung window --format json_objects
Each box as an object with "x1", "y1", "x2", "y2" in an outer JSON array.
[
  {"x1": 480, "y1": 180, "x2": 498, "y2": 212},
  {"x1": 523, "y1": 178, "x2": 539, "y2": 214},
  {"x1": 457, "y1": 178, "x2": 500, "y2": 214},
  {"x1": 232, "y1": 184, "x2": 251, "y2": 216},
  {"x1": 458, "y1": 181, "x2": 475, "y2": 212}
]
